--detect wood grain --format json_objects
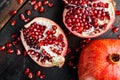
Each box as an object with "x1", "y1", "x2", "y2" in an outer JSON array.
[{"x1": 0, "y1": 0, "x2": 27, "y2": 30}]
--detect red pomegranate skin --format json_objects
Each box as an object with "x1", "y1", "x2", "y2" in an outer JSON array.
[{"x1": 78, "y1": 39, "x2": 120, "y2": 80}]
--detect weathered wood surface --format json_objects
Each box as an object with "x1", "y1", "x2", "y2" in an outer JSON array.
[{"x1": 0, "y1": 0, "x2": 27, "y2": 30}]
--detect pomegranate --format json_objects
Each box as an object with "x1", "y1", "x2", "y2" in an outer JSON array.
[
  {"x1": 63, "y1": 0, "x2": 115, "y2": 38},
  {"x1": 20, "y1": 17, "x2": 68, "y2": 67},
  {"x1": 78, "y1": 39, "x2": 120, "y2": 80}
]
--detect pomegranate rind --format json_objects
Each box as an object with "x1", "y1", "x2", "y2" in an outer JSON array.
[
  {"x1": 63, "y1": 0, "x2": 115, "y2": 38},
  {"x1": 78, "y1": 39, "x2": 120, "y2": 80},
  {"x1": 20, "y1": 17, "x2": 68, "y2": 67}
]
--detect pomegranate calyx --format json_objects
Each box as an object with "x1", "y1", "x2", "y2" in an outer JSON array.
[{"x1": 109, "y1": 53, "x2": 120, "y2": 64}]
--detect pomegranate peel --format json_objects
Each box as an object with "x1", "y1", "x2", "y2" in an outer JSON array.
[
  {"x1": 63, "y1": 0, "x2": 115, "y2": 38},
  {"x1": 78, "y1": 39, "x2": 120, "y2": 80},
  {"x1": 20, "y1": 17, "x2": 68, "y2": 67}
]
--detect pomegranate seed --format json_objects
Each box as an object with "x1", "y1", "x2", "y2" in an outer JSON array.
[
  {"x1": 24, "y1": 18, "x2": 30, "y2": 23},
  {"x1": 115, "y1": 10, "x2": 120, "y2": 15},
  {"x1": 16, "y1": 49, "x2": 21, "y2": 55},
  {"x1": 68, "y1": 61, "x2": 73, "y2": 66},
  {"x1": 34, "y1": 4, "x2": 38, "y2": 10},
  {"x1": 36, "y1": 1, "x2": 42, "y2": 7},
  {"x1": 112, "y1": 27, "x2": 119, "y2": 33},
  {"x1": 40, "y1": 74, "x2": 45, "y2": 79},
  {"x1": 39, "y1": 6, "x2": 45, "y2": 13},
  {"x1": 67, "y1": 48, "x2": 71, "y2": 54},
  {"x1": 26, "y1": 9, "x2": 31, "y2": 16},
  {"x1": 17, "y1": 37, "x2": 21, "y2": 42},
  {"x1": 43, "y1": 0, "x2": 49, "y2": 5},
  {"x1": 17, "y1": 0, "x2": 23, "y2": 4},
  {"x1": 48, "y1": 2, "x2": 54, "y2": 7},
  {"x1": 0, "y1": 45, "x2": 5, "y2": 51},
  {"x1": 11, "y1": 20, "x2": 16, "y2": 26},
  {"x1": 24, "y1": 68, "x2": 30, "y2": 75},
  {"x1": 30, "y1": 0, "x2": 36, "y2": 5},
  {"x1": 6, "y1": 42, "x2": 12, "y2": 48},
  {"x1": 19, "y1": 14, "x2": 25, "y2": 20},
  {"x1": 7, "y1": 49, "x2": 14, "y2": 54},
  {"x1": 10, "y1": 10, "x2": 17, "y2": 15},
  {"x1": 36, "y1": 70, "x2": 41, "y2": 77},
  {"x1": 11, "y1": 33, "x2": 17, "y2": 39},
  {"x1": 28, "y1": 72, "x2": 33, "y2": 79},
  {"x1": 12, "y1": 40, "x2": 18, "y2": 45}
]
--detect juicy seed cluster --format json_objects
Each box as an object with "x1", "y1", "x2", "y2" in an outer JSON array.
[
  {"x1": 23, "y1": 22, "x2": 65, "y2": 63},
  {"x1": 65, "y1": 1, "x2": 111, "y2": 35}
]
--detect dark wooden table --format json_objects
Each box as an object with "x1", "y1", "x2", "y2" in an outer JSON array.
[{"x1": 0, "y1": 0, "x2": 120, "y2": 80}]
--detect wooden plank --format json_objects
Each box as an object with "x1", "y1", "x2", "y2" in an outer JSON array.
[{"x1": 0, "y1": 0, "x2": 27, "y2": 30}]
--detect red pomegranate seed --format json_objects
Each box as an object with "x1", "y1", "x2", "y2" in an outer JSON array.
[
  {"x1": 34, "y1": 4, "x2": 38, "y2": 10},
  {"x1": 68, "y1": 61, "x2": 73, "y2": 67},
  {"x1": 24, "y1": 18, "x2": 30, "y2": 22},
  {"x1": 0, "y1": 46, "x2": 5, "y2": 51},
  {"x1": 112, "y1": 27, "x2": 119, "y2": 33},
  {"x1": 43, "y1": 0, "x2": 49, "y2": 5},
  {"x1": 115, "y1": 10, "x2": 120, "y2": 15},
  {"x1": 17, "y1": 0, "x2": 23, "y2": 4},
  {"x1": 24, "y1": 68, "x2": 30, "y2": 75},
  {"x1": 30, "y1": 0, "x2": 36, "y2": 5},
  {"x1": 11, "y1": 33, "x2": 17, "y2": 39},
  {"x1": 40, "y1": 74, "x2": 45, "y2": 79},
  {"x1": 11, "y1": 20, "x2": 16, "y2": 26},
  {"x1": 48, "y1": 2, "x2": 54, "y2": 7},
  {"x1": 26, "y1": 9, "x2": 31, "y2": 16},
  {"x1": 39, "y1": 6, "x2": 45, "y2": 13},
  {"x1": 67, "y1": 48, "x2": 71, "y2": 54},
  {"x1": 7, "y1": 49, "x2": 14, "y2": 54},
  {"x1": 12, "y1": 40, "x2": 18, "y2": 45},
  {"x1": 36, "y1": 1, "x2": 42, "y2": 7},
  {"x1": 6, "y1": 42, "x2": 12, "y2": 48},
  {"x1": 28, "y1": 72, "x2": 33, "y2": 79},
  {"x1": 17, "y1": 37, "x2": 21, "y2": 42},
  {"x1": 19, "y1": 14, "x2": 25, "y2": 20},
  {"x1": 36, "y1": 70, "x2": 41, "y2": 77},
  {"x1": 16, "y1": 49, "x2": 21, "y2": 55},
  {"x1": 10, "y1": 10, "x2": 17, "y2": 15}
]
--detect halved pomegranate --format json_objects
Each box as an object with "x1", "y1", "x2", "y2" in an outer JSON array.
[
  {"x1": 20, "y1": 17, "x2": 68, "y2": 67},
  {"x1": 78, "y1": 39, "x2": 120, "y2": 80},
  {"x1": 63, "y1": 0, "x2": 115, "y2": 38}
]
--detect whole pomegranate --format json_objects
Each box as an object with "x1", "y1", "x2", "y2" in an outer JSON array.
[
  {"x1": 78, "y1": 39, "x2": 120, "y2": 80},
  {"x1": 20, "y1": 17, "x2": 68, "y2": 67},
  {"x1": 63, "y1": 0, "x2": 115, "y2": 38}
]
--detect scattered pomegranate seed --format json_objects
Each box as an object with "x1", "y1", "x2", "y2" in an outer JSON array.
[
  {"x1": 0, "y1": 45, "x2": 5, "y2": 51},
  {"x1": 17, "y1": 0, "x2": 23, "y2": 4},
  {"x1": 115, "y1": 10, "x2": 120, "y2": 15},
  {"x1": 36, "y1": 1, "x2": 42, "y2": 7},
  {"x1": 39, "y1": 6, "x2": 45, "y2": 13},
  {"x1": 12, "y1": 40, "x2": 18, "y2": 45},
  {"x1": 24, "y1": 68, "x2": 30, "y2": 75},
  {"x1": 10, "y1": 10, "x2": 17, "y2": 15},
  {"x1": 19, "y1": 14, "x2": 25, "y2": 20},
  {"x1": 36, "y1": 70, "x2": 41, "y2": 77},
  {"x1": 11, "y1": 33, "x2": 17, "y2": 39},
  {"x1": 75, "y1": 47, "x2": 80, "y2": 52},
  {"x1": 28, "y1": 72, "x2": 33, "y2": 79},
  {"x1": 68, "y1": 61, "x2": 73, "y2": 67},
  {"x1": 48, "y1": 2, "x2": 54, "y2": 7},
  {"x1": 16, "y1": 49, "x2": 21, "y2": 55},
  {"x1": 43, "y1": 0, "x2": 49, "y2": 5},
  {"x1": 5, "y1": 42, "x2": 13, "y2": 48},
  {"x1": 26, "y1": 9, "x2": 31, "y2": 16},
  {"x1": 17, "y1": 37, "x2": 21, "y2": 42},
  {"x1": 11, "y1": 20, "x2": 16, "y2": 26},
  {"x1": 40, "y1": 74, "x2": 45, "y2": 79},
  {"x1": 7, "y1": 48, "x2": 14, "y2": 54},
  {"x1": 67, "y1": 48, "x2": 71, "y2": 54},
  {"x1": 112, "y1": 27, "x2": 119, "y2": 33},
  {"x1": 34, "y1": 4, "x2": 38, "y2": 10},
  {"x1": 24, "y1": 18, "x2": 30, "y2": 22},
  {"x1": 30, "y1": 0, "x2": 36, "y2": 5}
]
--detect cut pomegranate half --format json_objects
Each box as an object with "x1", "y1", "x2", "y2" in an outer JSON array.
[
  {"x1": 20, "y1": 17, "x2": 68, "y2": 67},
  {"x1": 63, "y1": 0, "x2": 115, "y2": 38}
]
